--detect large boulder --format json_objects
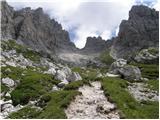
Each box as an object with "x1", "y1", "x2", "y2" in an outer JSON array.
[
  {"x1": 118, "y1": 65, "x2": 141, "y2": 81},
  {"x1": 109, "y1": 59, "x2": 141, "y2": 81}
]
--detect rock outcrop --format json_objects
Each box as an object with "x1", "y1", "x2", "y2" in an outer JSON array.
[{"x1": 111, "y1": 5, "x2": 159, "y2": 60}]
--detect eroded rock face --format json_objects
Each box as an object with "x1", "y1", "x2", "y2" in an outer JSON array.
[{"x1": 111, "y1": 5, "x2": 159, "y2": 60}]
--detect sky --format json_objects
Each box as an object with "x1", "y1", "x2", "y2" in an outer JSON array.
[{"x1": 7, "y1": 0, "x2": 160, "y2": 48}]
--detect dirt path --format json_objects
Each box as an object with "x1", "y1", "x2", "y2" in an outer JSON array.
[{"x1": 65, "y1": 81, "x2": 120, "y2": 119}]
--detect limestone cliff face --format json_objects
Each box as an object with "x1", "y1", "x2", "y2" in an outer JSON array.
[
  {"x1": 1, "y1": 1, "x2": 77, "y2": 55},
  {"x1": 111, "y1": 5, "x2": 159, "y2": 60}
]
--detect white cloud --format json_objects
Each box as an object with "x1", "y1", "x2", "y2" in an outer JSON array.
[
  {"x1": 7, "y1": 0, "x2": 158, "y2": 48},
  {"x1": 153, "y1": 0, "x2": 160, "y2": 11}
]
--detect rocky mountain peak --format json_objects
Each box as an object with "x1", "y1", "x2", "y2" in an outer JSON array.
[
  {"x1": 129, "y1": 5, "x2": 158, "y2": 19},
  {"x1": 81, "y1": 36, "x2": 112, "y2": 54},
  {"x1": 111, "y1": 5, "x2": 159, "y2": 60}
]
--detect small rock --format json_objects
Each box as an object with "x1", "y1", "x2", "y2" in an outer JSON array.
[
  {"x1": 105, "y1": 73, "x2": 120, "y2": 77},
  {"x1": 44, "y1": 68, "x2": 56, "y2": 75},
  {"x1": 52, "y1": 85, "x2": 59, "y2": 91},
  {"x1": 141, "y1": 77, "x2": 149, "y2": 81},
  {"x1": 96, "y1": 73, "x2": 103, "y2": 78},
  {"x1": 5, "y1": 92, "x2": 11, "y2": 98},
  {"x1": 58, "y1": 80, "x2": 68, "y2": 88},
  {"x1": 2, "y1": 77, "x2": 15, "y2": 87},
  {"x1": 5, "y1": 61, "x2": 16, "y2": 67},
  {"x1": 5, "y1": 68, "x2": 11, "y2": 73}
]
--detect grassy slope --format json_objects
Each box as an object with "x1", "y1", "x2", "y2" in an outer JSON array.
[{"x1": 101, "y1": 77, "x2": 159, "y2": 119}]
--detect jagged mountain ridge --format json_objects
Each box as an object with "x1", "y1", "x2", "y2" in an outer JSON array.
[
  {"x1": 1, "y1": 1, "x2": 159, "y2": 65},
  {"x1": 1, "y1": 1, "x2": 110, "y2": 57}
]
